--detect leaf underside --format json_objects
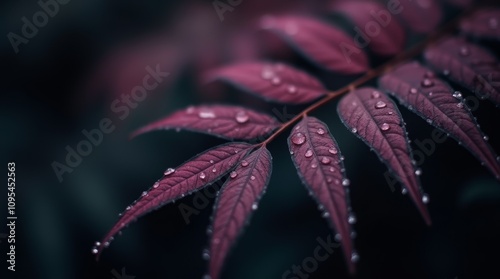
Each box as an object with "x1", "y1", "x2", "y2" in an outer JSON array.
[
  {"x1": 424, "y1": 36, "x2": 500, "y2": 106},
  {"x1": 208, "y1": 147, "x2": 272, "y2": 279},
  {"x1": 207, "y1": 61, "x2": 327, "y2": 104},
  {"x1": 337, "y1": 87, "x2": 431, "y2": 225},
  {"x1": 95, "y1": 142, "x2": 252, "y2": 259},
  {"x1": 260, "y1": 15, "x2": 369, "y2": 74},
  {"x1": 288, "y1": 116, "x2": 356, "y2": 274},
  {"x1": 379, "y1": 61, "x2": 500, "y2": 179},
  {"x1": 131, "y1": 105, "x2": 281, "y2": 141}
]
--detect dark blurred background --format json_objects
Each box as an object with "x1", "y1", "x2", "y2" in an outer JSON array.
[{"x1": 1, "y1": 0, "x2": 500, "y2": 278}]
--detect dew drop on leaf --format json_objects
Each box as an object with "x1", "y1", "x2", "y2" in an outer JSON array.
[
  {"x1": 351, "y1": 252, "x2": 360, "y2": 263},
  {"x1": 422, "y1": 194, "x2": 430, "y2": 204},
  {"x1": 409, "y1": 87, "x2": 418, "y2": 94},
  {"x1": 287, "y1": 85, "x2": 297, "y2": 94},
  {"x1": 291, "y1": 132, "x2": 306, "y2": 145},
  {"x1": 212, "y1": 168, "x2": 217, "y2": 173},
  {"x1": 342, "y1": 179, "x2": 351, "y2": 187},
  {"x1": 241, "y1": 160, "x2": 249, "y2": 167},
  {"x1": 311, "y1": 163, "x2": 318, "y2": 169},
  {"x1": 164, "y1": 168, "x2": 175, "y2": 176},
  {"x1": 250, "y1": 175, "x2": 256, "y2": 180},
  {"x1": 380, "y1": 123, "x2": 390, "y2": 131},
  {"x1": 305, "y1": 149, "x2": 313, "y2": 158},
  {"x1": 421, "y1": 78, "x2": 434, "y2": 87},
  {"x1": 321, "y1": 157, "x2": 331, "y2": 165},
  {"x1": 200, "y1": 172, "x2": 207, "y2": 180},
  {"x1": 371, "y1": 91, "x2": 381, "y2": 98},
  {"x1": 230, "y1": 171, "x2": 238, "y2": 178},
  {"x1": 375, "y1": 101, "x2": 387, "y2": 109},
  {"x1": 348, "y1": 214, "x2": 357, "y2": 224},
  {"x1": 317, "y1": 128, "x2": 326, "y2": 135},
  {"x1": 322, "y1": 212, "x2": 330, "y2": 218},
  {"x1": 351, "y1": 128, "x2": 358, "y2": 133},
  {"x1": 401, "y1": 188, "x2": 408, "y2": 195},
  {"x1": 415, "y1": 169, "x2": 422, "y2": 176},
  {"x1": 235, "y1": 111, "x2": 249, "y2": 124},
  {"x1": 199, "y1": 110, "x2": 216, "y2": 119},
  {"x1": 328, "y1": 147, "x2": 338, "y2": 155},
  {"x1": 92, "y1": 248, "x2": 98, "y2": 254},
  {"x1": 153, "y1": 182, "x2": 159, "y2": 188},
  {"x1": 271, "y1": 76, "x2": 281, "y2": 85},
  {"x1": 251, "y1": 203, "x2": 258, "y2": 210},
  {"x1": 329, "y1": 167, "x2": 335, "y2": 173}
]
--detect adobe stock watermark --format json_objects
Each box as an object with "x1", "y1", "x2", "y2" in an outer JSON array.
[
  {"x1": 282, "y1": 234, "x2": 341, "y2": 279},
  {"x1": 51, "y1": 64, "x2": 170, "y2": 182},
  {"x1": 111, "y1": 267, "x2": 135, "y2": 279},
  {"x1": 213, "y1": 0, "x2": 243, "y2": 22},
  {"x1": 340, "y1": 0, "x2": 405, "y2": 64},
  {"x1": 384, "y1": 73, "x2": 499, "y2": 192},
  {"x1": 7, "y1": 0, "x2": 72, "y2": 54}
]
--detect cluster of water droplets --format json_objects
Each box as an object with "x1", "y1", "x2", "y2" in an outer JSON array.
[{"x1": 260, "y1": 63, "x2": 302, "y2": 96}]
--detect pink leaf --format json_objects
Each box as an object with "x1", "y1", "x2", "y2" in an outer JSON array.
[
  {"x1": 396, "y1": 0, "x2": 442, "y2": 34},
  {"x1": 331, "y1": 0, "x2": 406, "y2": 56},
  {"x1": 379, "y1": 62, "x2": 500, "y2": 180},
  {"x1": 337, "y1": 87, "x2": 431, "y2": 225},
  {"x1": 94, "y1": 142, "x2": 253, "y2": 259},
  {"x1": 207, "y1": 62, "x2": 327, "y2": 104},
  {"x1": 259, "y1": 16, "x2": 369, "y2": 74},
  {"x1": 460, "y1": 9, "x2": 500, "y2": 40},
  {"x1": 288, "y1": 116, "x2": 357, "y2": 274},
  {"x1": 208, "y1": 147, "x2": 272, "y2": 279},
  {"x1": 131, "y1": 105, "x2": 281, "y2": 141},
  {"x1": 424, "y1": 36, "x2": 500, "y2": 106}
]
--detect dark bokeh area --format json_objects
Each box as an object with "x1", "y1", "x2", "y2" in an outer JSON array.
[{"x1": 1, "y1": 0, "x2": 500, "y2": 278}]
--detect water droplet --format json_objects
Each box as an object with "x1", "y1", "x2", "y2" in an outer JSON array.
[
  {"x1": 329, "y1": 147, "x2": 338, "y2": 155},
  {"x1": 104, "y1": 241, "x2": 110, "y2": 248},
  {"x1": 92, "y1": 248, "x2": 98, "y2": 254},
  {"x1": 409, "y1": 87, "x2": 418, "y2": 94},
  {"x1": 342, "y1": 179, "x2": 351, "y2": 187},
  {"x1": 141, "y1": 191, "x2": 148, "y2": 197},
  {"x1": 153, "y1": 182, "x2": 160, "y2": 189},
  {"x1": 329, "y1": 167, "x2": 335, "y2": 173},
  {"x1": 235, "y1": 111, "x2": 249, "y2": 124},
  {"x1": 210, "y1": 160, "x2": 214, "y2": 164},
  {"x1": 305, "y1": 149, "x2": 313, "y2": 158},
  {"x1": 424, "y1": 71, "x2": 435, "y2": 78},
  {"x1": 453, "y1": 91, "x2": 462, "y2": 99},
  {"x1": 415, "y1": 169, "x2": 422, "y2": 176},
  {"x1": 375, "y1": 101, "x2": 387, "y2": 109},
  {"x1": 289, "y1": 151, "x2": 294, "y2": 155},
  {"x1": 252, "y1": 203, "x2": 258, "y2": 210},
  {"x1": 202, "y1": 250, "x2": 210, "y2": 260},
  {"x1": 422, "y1": 194, "x2": 430, "y2": 204},
  {"x1": 371, "y1": 91, "x2": 381, "y2": 98},
  {"x1": 261, "y1": 68, "x2": 274, "y2": 80},
  {"x1": 484, "y1": 135, "x2": 489, "y2": 141},
  {"x1": 321, "y1": 157, "x2": 331, "y2": 165},
  {"x1": 311, "y1": 163, "x2": 318, "y2": 169},
  {"x1": 271, "y1": 76, "x2": 281, "y2": 85},
  {"x1": 126, "y1": 206, "x2": 132, "y2": 211},
  {"x1": 351, "y1": 128, "x2": 358, "y2": 133},
  {"x1": 489, "y1": 17, "x2": 498, "y2": 29},
  {"x1": 291, "y1": 132, "x2": 306, "y2": 145},
  {"x1": 200, "y1": 172, "x2": 206, "y2": 180},
  {"x1": 459, "y1": 46, "x2": 470, "y2": 56},
  {"x1": 287, "y1": 85, "x2": 297, "y2": 94},
  {"x1": 380, "y1": 123, "x2": 390, "y2": 131},
  {"x1": 186, "y1": 106, "x2": 195, "y2": 114},
  {"x1": 250, "y1": 176, "x2": 256, "y2": 180},
  {"x1": 348, "y1": 214, "x2": 357, "y2": 224},
  {"x1": 199, "y1": 110, "x2": 216, "y2": 119},
  {"x1": 457, "y1": 103, "x2": 464, "y2": 108},
  {"x1": 317, "y1": 128, "x2": 326, "y2": 135},
  {"x1": 421, "y1": 78, "x2": 434, "y2": 87},
  {"x1": 388, "y1": 111, "x2": 393, "y2": 115},
  {"x1": 164, "y1": 168, "x2": 175, "y2": 176},
  {"x1": 212, "y1": 168, "x2": 217, "y2": 173},
  {"x1": 428, "y1": 92, "x2": 433, "y2": 97},
  {"x1": 443, "y1": 70, "x2": 450, "y2": 76},
  {"x1": 497, "y1": 156, "x2": 500, "y2": 162},
  {"x1": 401, "y1": 188, "x2": 408, "y2": 195},
  {"x1": 95, "y1": 241, "x2": 101, "y2": 247},
  {"x1": 335, "y1": 234, "x2": 342, "y2": 241},
  {"x1": 241, "y1": 160, "x2": 249, "y2": 167},
  {"x1": 230, "y1": 171, "x2": 238, "y2": 178},
  {"x1": 351, "y1": 252, "x2": 360, "y2": 263}
]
